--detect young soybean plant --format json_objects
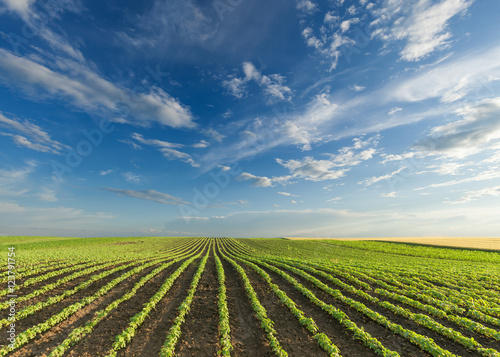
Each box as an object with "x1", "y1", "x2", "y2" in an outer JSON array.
[
  {"x1": 159, "y1": 248, "x2": 210, "y2": 356},
  {"x1": 214, "y1": 243, "x2": 232, "y2": 356}
]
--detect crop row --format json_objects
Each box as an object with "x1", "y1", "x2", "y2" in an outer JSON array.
[
  {"x1": 0, "y1": 261, "x2": 97, "y2": 296},
  {"x1": 159, "y1": 249, "x2": 210, "y2": 356},
  {"x1": 270, "y1": 250, "x2": 500, "y2": 324},
  {"x1": 219, "y1": 239, "x2": 399, "y2": 357},
  {"x1": 0, "y1": 256, "x2": 176, "y2": 356},
  {"x1": 217, "y1": 243, "x2": 288, "y2": 357},
  {"x1": 0, "y1": 260, "x2": 122, "y2": 311},
  {"x1": 274, "y1": 259, "x2": 500, "y2": 357},
  {"x1": 229, "y1": 253, "x2": 342, "y2": 356},
  {"x1": 227, "y1": 243, "x2": 467, "y2": 357},
  {"x1": 104, "y1": 243, "x2": 208, "y2": 356},
  {"x1": 0, "y1": 241, "x2": 203, "y2": 330},
  {"x1": 214, "y1": 245, "x2": 232, "y2": 357},
  {"x1": 47, "y1": 256, "x2": 186, "y2": 357}
]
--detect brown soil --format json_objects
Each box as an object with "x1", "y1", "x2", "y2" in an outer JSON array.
[
  {"x1": 64, "y1": 260, "x2": 184, "y2": 356},
  {"x1": 281, "y1": 264, "x2": 480, "y2": 357},
  {"x1": 175, "y1": 253, "x2": 219, "y2": 357},
  {"x1": 16, "y1": 263, "x2": 126, "y2": 312},
  {"x1": 16, "y1": 262, "x2": 91, "y2": 291},
  {"x1": 8, "y1": 262, "x2": 159, "y2": 357},
  {"x1": 256, "y1": 264, "x2": 382, "y2": 357},
  {"x1": 220, "y1": 256, "x2": 275, "y2": 357},
  {"x1": 240, "y1": 260, "x2": 329, "y2": 356},
  {"x1": 5, "y1": 248, "x2": 498, "y2": 357},
  {"x1": 116, "y1": 259, "x2": 200, "y2": 357}
]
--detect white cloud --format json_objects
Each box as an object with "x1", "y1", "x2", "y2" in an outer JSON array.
[
  {"x1": 0, "y1": 0, "x2": 85, "y2": 61},
  {"x1": 278, "y1": 192, "x2": 300, "y2": 197},
  {"x1": 131, "y1": 133, "x2": 183, "y2": 149},
  {"x1": 276, "y1": 135, "x2": 379, "y2": 182},
  {"x1": 380, "y1": 151, "x2": 419, "y2": 164},
  {"x1": 388, "y1": 107, "x2": 402, "y2": 116},
  {"x1": 351, "y1": 85, "x2": 366, "y2": 92},
  {"x1": 327, "y1": 197, "x2": 342, "y2": 202},
  {"x1": 222, "y1": 77, "x2": 247, "y2": 99},
  {"x1": 116, "y1": 0, "x2": 216, "y2": 50},
  {"x1": 160, "y1": 148, "x2": 199, "y2": 168},
  {"x1": 99, "y1": 169, "x2": 114, "y2": 176},
  {"x1": 202, "y1": 44, "x2": 500, "y2": 170},
  {"x1": 302, "y1": 28, "x2": 355, "y2": 70},
  {"x1": 381, "y1": 191, "x2": 397, "y2": 198},
  {"x1": 237, "y1": 173, "x2": 271, "y2": 187},
  {"x1": 0, "y1": 161, "x2": 36, "y2": 196},
  {"x1": 222, "y1": 109, "x2": 233, "y2": 119},
  {"x1": 296, "y1": 0, "x2": 317, "y2": 14},
  {"x1": 223, "y1": 62, "x2": 292, "y2": 103},
  {"x1": 414, "y1": 97, "x2": 500, "y2": 158},
  {"x1": 192, "y1": 140, "x2": 210, "y2": 148},
  {"x1": 372, "y1": 0, "x2": 473, "y2": 61},
  {"x1": 0, "y1": 0, "x2": 35, "y2": 19},
  {"x1": 202, "y1": 128, "x2": 225, "y2": 142},
  {"x1": 0, "y1": 112, "x2": 68, "y2": 154},
  {"x1": 0, "y1": 49, "x2": 195, "y2": 128},
  {"x1": 388, "y1": 45, "x2": 500, "y2": 103},
  {"x1": 131, "y1": 133, "x2": 199, "y2": 167},
  {"x1": 277, "y1": 157, "x2": 347, "y2": 181},
  {"x1": 340, "y1": 18, "x2": 360, "y2": 33},
  {"x1": 324, "y1": 11, "x2": 339, "y2": 23},
  {"x1": 123, "y1": 172, "x2": 141, "y2": 183},
  {"x1": 360, "y1": 167, "x2": 405, "y2": 186},
  {"x1": 282, "y1": 93, "x2": 340, "y2": 150},
  {"x1": 37, "y1": 188, "x2": 57, "y2": 202},
  {"x1": 415, "y1": 169, "x2": 500, "y2": 191},
  {"x1": 450, "y1": 185, "x2": 500, "y2": 204},
  {"x1": 0, "y1": 200, "x2": 114, "y2": 228},
  {"x1": 118, "y1": 139, "x2": 142, "y2": 150},
  {"x1": 176, "y1": 216, "x2": 210, "y2": 221},
  {"x1": 237, "y1": 172, "x2": 292, "y2": 187},
  {"x1": 103, "y1": 188, "x2": 188, "y2": 205}
]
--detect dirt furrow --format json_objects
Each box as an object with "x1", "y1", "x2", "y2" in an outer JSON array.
[
  {"x1": 240, "y1": 261, "x2": 329, "y2": 357},
  {"x1": 220, "y1": 256, "x2": 274, "y2": 357},
  {"x1": 256, "y1": 264, "x2": 381, "y2": 357},
  {"x1": 175, "y1": 254, "x2": 219, "y2": 357},
  {"x1": 116, "y1": 258, "x2": 200, "y2": 357},
  {"x1": 281, "y1": 265, "x2": 477, "y2": 357},
  {"x1": 64, "y1": 260, "x2": 184, "y2": 357},
  {"x1": 8, "y1": 262, "x2": 160, "y2": 357}
]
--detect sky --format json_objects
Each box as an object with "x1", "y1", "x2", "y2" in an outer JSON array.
[{"x1": 0, "y1": 0, "x2": 500, "y2": 238}]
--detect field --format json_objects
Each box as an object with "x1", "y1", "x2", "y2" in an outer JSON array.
[
  {"x1": 285, "y1": 237, "x2": 500, "y2": 251},
  {"x1": 1, "y1": 237, "x2": 500, "y2": 357}
]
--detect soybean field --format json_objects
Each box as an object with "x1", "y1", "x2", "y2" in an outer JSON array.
[{"x1": 1, "y1": 236, "x2": 500, "y2": 357}]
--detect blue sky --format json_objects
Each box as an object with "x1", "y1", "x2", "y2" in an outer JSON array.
[{"x1": 1, "y1": 0, "x2": 500, "y2": 238}]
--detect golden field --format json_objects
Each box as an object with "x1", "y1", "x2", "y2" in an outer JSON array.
[{"x1": 284, "y1": 237, "x2": 500, "y2": 251}]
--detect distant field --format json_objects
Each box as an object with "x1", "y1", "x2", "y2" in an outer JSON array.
[
  {"x1": 285, "y1": 236, "x2": 500, "y2": 250},
  {"x1": 2, "y1": 236, "x2": 499, "y2": 356}
]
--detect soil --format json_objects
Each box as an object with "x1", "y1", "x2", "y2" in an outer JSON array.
[
  {"x1": 8, "y1": 262, "x2": 160, "y2": 357},
  {"x1": 220, "y1": 256, "x2": 275, "y2": 357},
  {"x1": 5, "y1": 250, "x2": 499, "y2": 357},
  {"x1": 278, "y1": 264, "x2": 480, "y2": 357},
  {"x1": 117, "y1": 259, "x2": 200, "y2": 357},
  {"x1": 175, "y1": 252, "x2": 219, "y2": 357},
  {"x1": 240, "y1": 261, "x2": 329, "y2": 356}
]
